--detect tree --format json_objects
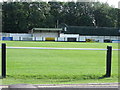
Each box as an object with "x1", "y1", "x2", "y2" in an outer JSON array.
[
  {"x1": 117, "y1": 8, "x2": 120, "y2": 27},
  {"x1": 93, "y1": 2, "x2": 117, "y2": 27},
  {"x1": 2, "y1": 1, "x2": 118, "y2": 33},
  {"x1": 75, "y1": 2, "x2": 94, "y2": 26},
  {"x1": 48, "y1": 2, "x2": 65, "y2": 27}
]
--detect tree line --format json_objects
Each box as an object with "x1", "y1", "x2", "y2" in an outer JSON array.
[{"x1": 2, "y1": 2, "x2": 119, "y2": 33}]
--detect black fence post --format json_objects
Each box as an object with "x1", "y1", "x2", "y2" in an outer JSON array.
[
  {"x1": 2, "y1": 43, "x2": 6, "y2": 78},
  {"x1": 105, "y1": 46, "x2": 112, "y2": 77}
]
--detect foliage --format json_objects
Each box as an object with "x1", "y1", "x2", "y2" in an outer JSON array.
[{"x1": 2, "y1": 2, "x2": 119, "y2": 33}]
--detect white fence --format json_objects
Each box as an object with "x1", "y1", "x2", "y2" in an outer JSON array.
[
  {"x1": 2, "y1": 36, "x2": 120, "y2": 43},
  {"x1": 1, "y1": 33, "x2": 120, "y2": 43}
]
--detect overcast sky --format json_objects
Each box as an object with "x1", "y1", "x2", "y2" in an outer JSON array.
[
  {"x1": 98, "y1": 0, "x2": 119, "y2": 8},
  {"x1": 0, "y1": 0, "x2": 119, "y2": 8}
]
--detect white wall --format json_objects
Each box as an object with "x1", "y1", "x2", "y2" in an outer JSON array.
[
  {"x1": 2, "y1": 33, "x2": 10, "y2": 37},
  {"x1": 60, "y1": 34, "x2": 79, "y2": 37},
  {"x1": 10, "y1": 33, "x2": 32, "y2": 37},
  {"x1": 105, "y1": 36, "x2": 111, "y2": 39},
  {"x1": 111, "y1": 36, "x2": 118, "y2": 40},
  {"x1": 79, "y1": 36, "x2": 86, "y2": 41},
  {"x1": 35, "y1": 37, "x2": 43, "y2": 41},
  {"x1": 1, "y1": 33, "x2": 120, "y2": 43},
  {"x1": 33, "y1": 32, "x2": 58, "y2": 37},
  {"x1": 21, "y1": 37, "x2": 33, "y2": 41},
  {"x1": 57, "y1": 37, "x2": 65, "y2": 41},
  {"x1": 13, "y1": 36, "x2": 20, "y2": 40}
]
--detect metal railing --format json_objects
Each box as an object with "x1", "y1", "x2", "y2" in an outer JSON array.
[{"x1": 1, "y1": 43, "x2": 113, "y2": 78}]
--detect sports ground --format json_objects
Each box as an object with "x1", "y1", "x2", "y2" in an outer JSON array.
[{"x1": 0, "y1": 41, "x2": 119, "y2": 84}]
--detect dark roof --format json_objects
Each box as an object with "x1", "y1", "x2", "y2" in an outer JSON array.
[{"x1": 63, "y1": 26, "x2": 119, "y2": 36}]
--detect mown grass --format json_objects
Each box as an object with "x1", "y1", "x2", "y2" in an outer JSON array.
[
  {"x1": 0, "y1": 41, "x2": 118, "y2": 84},
  {"x1": 2, "y1": 41, "x2": 119, "y2": 49}
]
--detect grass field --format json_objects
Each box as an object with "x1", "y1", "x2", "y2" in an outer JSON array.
[
  {"x1": 1, "y1": 41, "x2": 119, "y2": 84},
  {"x1": 2, "y1": 41, "x2": 119, "y2": 48}
]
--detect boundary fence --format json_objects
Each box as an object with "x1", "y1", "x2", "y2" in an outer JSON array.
[
  {"x1": 1, "y1": 35, "x2": 120, "y2": 43},
  {"x1": 1, "y1": 43, "x2": 116, "y2": 78}
]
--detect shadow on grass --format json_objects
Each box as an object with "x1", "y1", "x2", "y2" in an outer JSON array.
[
  {"x1": 0, "y1": 76, "x2": 3, "y2": 79},
  {"x1": 5, "y1": 74, "x2": 112, "y2": 80},
  {"x1": 98, "y1": 74, "x2": 111, "y2": 79}
]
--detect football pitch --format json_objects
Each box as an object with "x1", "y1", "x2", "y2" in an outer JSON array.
[{"x1": 1, "y1": 41, "x2": 119, "y2": 84}]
